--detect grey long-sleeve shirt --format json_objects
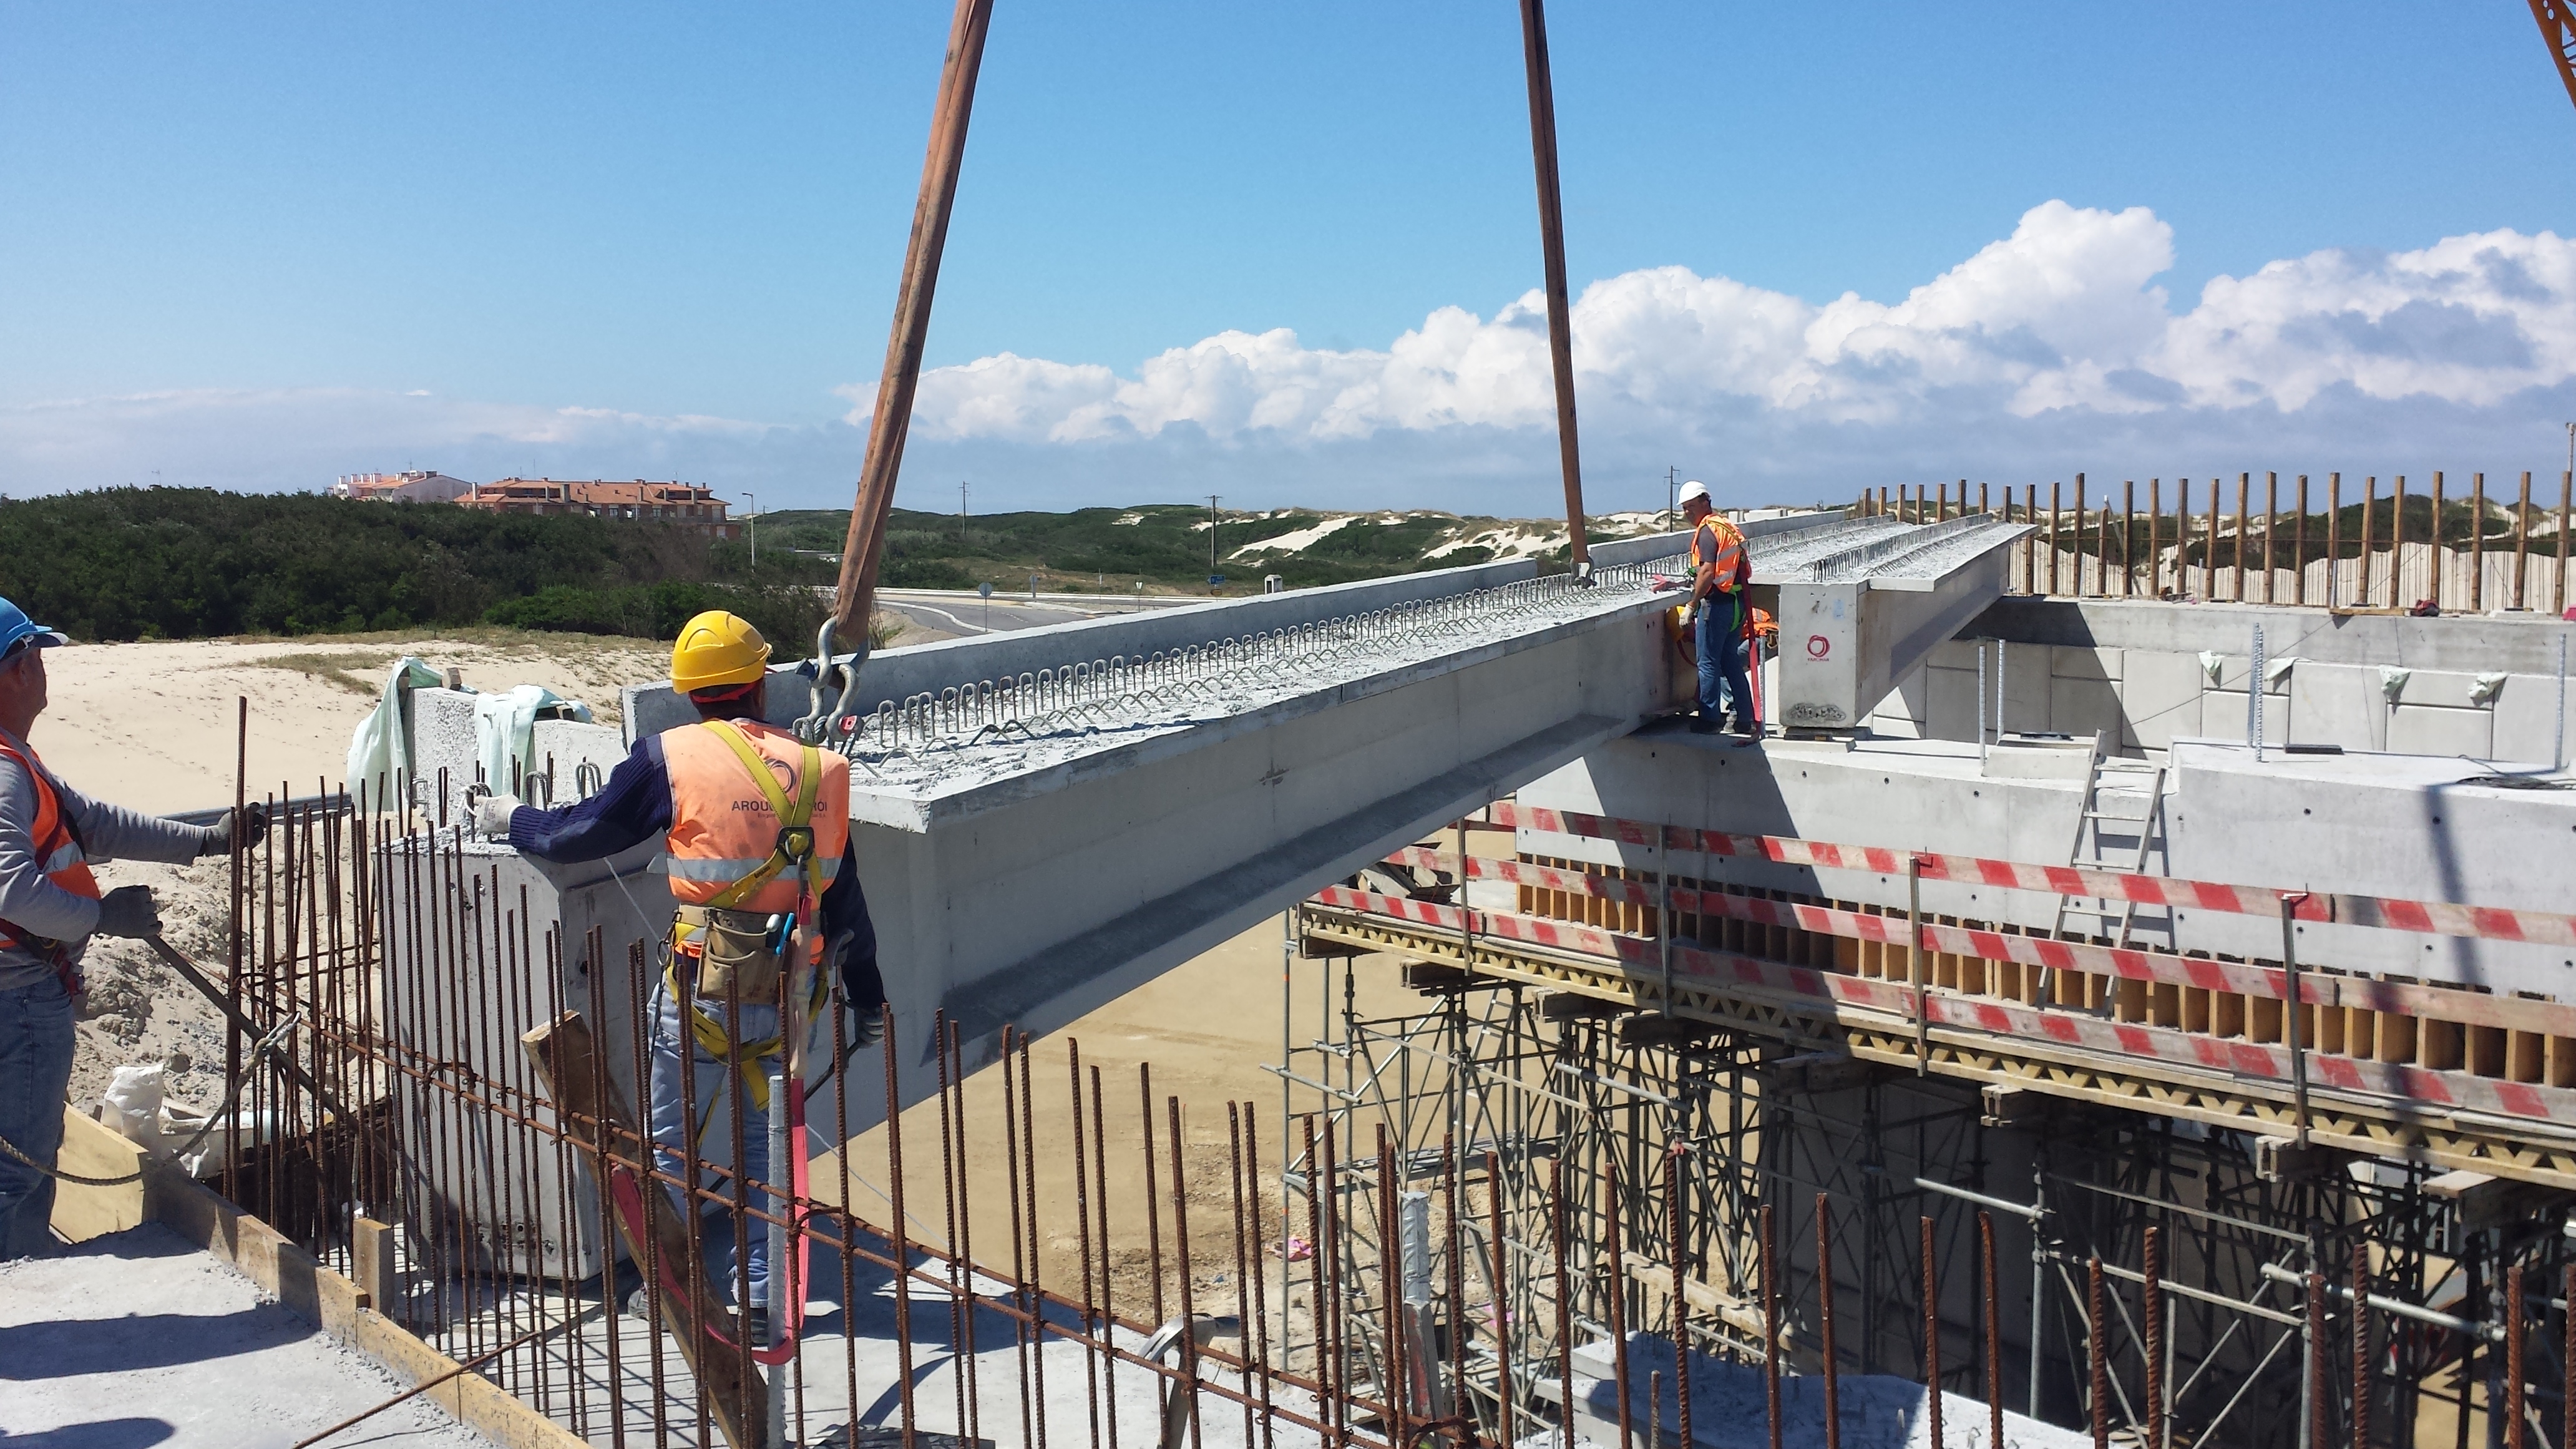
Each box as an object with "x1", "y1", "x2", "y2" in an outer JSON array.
[{"x1": 0, "y1": 727, "x2": 207, "y2": 991}]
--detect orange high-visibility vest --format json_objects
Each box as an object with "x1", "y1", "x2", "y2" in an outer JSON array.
[
  {"x1": 0, "y1": 735, "x2": 101, "y2": 993},
  {"x1": 660, "y1": 720, "x2": 849, "y2": 919},
  {"x1": 1690, "y1": 516, "x2": 1750, "y2": 633},
  {"x1": 1689, "y1": 516, "x2": 1747, "y2": 590}
]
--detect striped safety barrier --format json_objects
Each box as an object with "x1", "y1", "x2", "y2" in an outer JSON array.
[
  {"x1": 1306, "y1": 884, "x2": 2576, "y2": 1126},
  {"x1": 1378, "y1": 845, "x2": 2576, "y2": 1040},
  {"x1": 1485, "y1": 801, "x2": 2576, "y2": 950}
]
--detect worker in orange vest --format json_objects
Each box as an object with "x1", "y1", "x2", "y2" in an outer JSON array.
[
  {"x1": 1652, "y1": 481, "x2": 1761, "y2": 739},
  {"x1": 0, "y1": 597, "x2": 263, "y2": 1257},
  {"x1": 480, "y1": 610, "x2": 881, "y2": 1345}
]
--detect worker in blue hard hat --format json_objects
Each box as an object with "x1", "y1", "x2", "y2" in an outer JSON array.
[{"x1": 0, "y1": 597, "x2": 266, "y2": 1256}]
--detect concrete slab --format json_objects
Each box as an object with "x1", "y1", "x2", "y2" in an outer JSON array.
[
  {"x1": 0, "y1": 1224, "x2": 494, "y2": 1448},
  {"x1": 2388, "y1": 702, "x2": 2493, "y2": 759},
  {"x1": 2117, "y1": 648, "x2": 2204, "y2": 753}
]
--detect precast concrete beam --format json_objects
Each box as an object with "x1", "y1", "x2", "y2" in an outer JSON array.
[{"x1": 1769, "y1": 516, "x2": 2029, "y2": 731}]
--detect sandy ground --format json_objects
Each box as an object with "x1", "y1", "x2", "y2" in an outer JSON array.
[
  {"x1": 0, "y1": 1222, "x2": 494, "y2": 1447},
  {"x1": 28, "y1": 630, "x2": 668, "y2": 816},
  {"x1": 31, "y1": 632, "x2": 668, "y2": 1108}
]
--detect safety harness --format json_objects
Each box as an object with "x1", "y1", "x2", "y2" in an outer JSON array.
[{"x1": 655, "y1": 718, "x2": 834, "y2": 1366}]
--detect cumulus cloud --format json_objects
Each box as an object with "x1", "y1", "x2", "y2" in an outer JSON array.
[
  {"x1": 13, "y1": 203, "x2": 2576, "y2": 512},
  {"x1": 860, "y1": 202, "x2": 2576, "y2": 449}
]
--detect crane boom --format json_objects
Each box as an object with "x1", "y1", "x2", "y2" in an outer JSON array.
[{"x1": 2531, "y1": 0, "x2": 2576, "y2": 113}]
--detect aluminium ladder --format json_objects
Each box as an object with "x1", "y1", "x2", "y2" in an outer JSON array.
[{"x1": 2051, "y1": 737, "x2": 2168, "y2": 949}]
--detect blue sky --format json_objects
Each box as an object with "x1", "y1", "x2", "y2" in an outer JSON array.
[{"x1": 5, "y1": 3, "x2": 2574, "y2": 514}]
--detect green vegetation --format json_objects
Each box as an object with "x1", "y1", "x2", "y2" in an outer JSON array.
[
  {"x1": 0, "y1": 488, "x2": 1603, "y2": 645},
  {"x1": 0, "y1": 487, "x2": 831, "y2": 644}
]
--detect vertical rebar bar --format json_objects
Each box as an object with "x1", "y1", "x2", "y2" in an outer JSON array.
[
  {"x1": 1921, "y1": 1216, "x2": 1941, "y2": 1449},
  {"x1": 1983, "y1": 1211, "x2": 2003, "y2": 1449},
  {"x1": 2510, "y1": 1261, "x2": 2527, "y2": 1449},
  {"x1": 1817, "y1": 1194, "x2": 1838, "y2": 1449},
  {"x1": 1604, "y1": 1158, "x2": 1632, "y2": 1449},
  {"x1": 1171, "y1": 1097, "x2": 1205, "y2": 1449},
  {"x1": 2354, "y1": 1239, "x2": 2373, "y2": 1449},
  {"x1": 2144, "y1": 1224, "x2": 2164, "y2": 1449},
  {"x1": 2088, "y1": 1256, "x2": 2108, "y2": 1449},
  {"x1": 1762, "y1": 1203, "x2": 1780, "y2": 1449},
  {"x1": 1486, "y1": 1146, "x2": 1511, "y2": 1449},
  {"x1": 1668, "y1": 1154, "x2": 1689, "y2": 1449}
]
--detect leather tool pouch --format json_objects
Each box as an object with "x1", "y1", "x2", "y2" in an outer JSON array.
[{"x1": 673, "y1": 904, "x2": 786, "y2": 1004}]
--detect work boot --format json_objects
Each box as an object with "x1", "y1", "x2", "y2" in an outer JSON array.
[
  {"x1": 741, "y1": 1304, "x2": 770, "y2": 1347},
  {"x1": 1686, "y1": 715, "x2": 1719, "y2": 735}
]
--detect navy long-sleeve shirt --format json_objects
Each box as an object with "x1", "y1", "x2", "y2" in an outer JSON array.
[{"x1": 508, "y1": 720, "x2": 883, "y2": 1012}]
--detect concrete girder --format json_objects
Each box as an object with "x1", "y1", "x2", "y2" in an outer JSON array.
[{"x1": 1767, "y1": 517, "x2": 2029, "y2": 731}]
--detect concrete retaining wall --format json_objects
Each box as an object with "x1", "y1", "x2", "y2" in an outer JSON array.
[{"x1": 1869, "y1": 598, "x2": 2575, "y2": 764}]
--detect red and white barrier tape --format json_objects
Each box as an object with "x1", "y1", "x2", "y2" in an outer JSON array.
[
  {"x1": 1307, "y1": 886, "x2": 2576, "y2": 1125},
  {"x1": 1380, "y1": 846, "x2": 2576, "y2": 1038},
  {"x1": 1485, "y1": 801, "x2": 2576, "y2": 950}
]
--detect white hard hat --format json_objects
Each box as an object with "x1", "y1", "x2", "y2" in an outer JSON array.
[{"x1": 1677, "y1": 480, "x2": 1710, "y2": 505}]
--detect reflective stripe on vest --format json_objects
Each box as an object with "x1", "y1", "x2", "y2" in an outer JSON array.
[
  {"x1": 0, "y1": 735, "x2": 100, "y2": 980},
  {"x1": 658, "y1": 720, "x2": 851, "y2": 918},
  {"x1": 1689, "y1": 519, "x2": 1746, "y2": 589}
]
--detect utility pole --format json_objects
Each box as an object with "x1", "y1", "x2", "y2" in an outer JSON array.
[
  {"x1": 2564, "y1": 422, "x2": 2572, "y2": 479},
  {"x1": 1208, "y1": 494, "x2": 1223, "y2": 594},
  {"x1": 1666, "y1": 466, "x2": 1679, "y2": 522},
  {"x1": 739, "y1": 492, "x2": 756, "y2": 569},
  {"x1": 959, "y1": 479, "x2": 969, "y2": 540}
]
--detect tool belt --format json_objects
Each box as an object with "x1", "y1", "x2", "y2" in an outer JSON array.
[{"x1": 670, "y1": 903, "x2": 791, "y2": 1005}]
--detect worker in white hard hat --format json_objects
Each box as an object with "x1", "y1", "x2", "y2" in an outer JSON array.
[{"x1": 1652, "y1": 482, "x2": 1760, "y2": 739}]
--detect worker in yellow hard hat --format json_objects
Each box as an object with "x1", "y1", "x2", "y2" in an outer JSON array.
[{"x1": 474, "y1": 610, "x2": 881, "y2": 1347}]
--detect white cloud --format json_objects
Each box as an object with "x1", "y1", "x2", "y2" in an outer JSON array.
[
  {"x1": 856, "y1": 202, "x2": 2576, "y2": 445},
  {"x1": 13, "y1": 204, "x2": 2576, "y2": 513}
]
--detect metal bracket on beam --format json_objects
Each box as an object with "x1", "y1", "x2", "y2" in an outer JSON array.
[
  {"x1": 2253, "y1": 1133, "x2": 2342, "y2": 1182},
  {"x1": 1981, "y1": 1083, "x2": 2046, "y2": 1129},
  {"x1": 1770, "y1": 1050, "x2": 1878, "y2": 1094}
]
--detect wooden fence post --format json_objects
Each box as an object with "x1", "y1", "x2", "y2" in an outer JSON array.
[
  {"x1": 2234, "y1": 472, "x2": 2250, "y2": 602},
  {"x1": 2326, "y1": 474, "x2": 2341, "y2": 608},
  {"x1": 2516, "y1": 471, "x2": 2532, "y2": 612},
  {"x1": 2295, "y1": 475, "x2": 2310, "y2": 606},
  {"x1": 2264, "y1": 471, "x2": 2279, "y2": 603}
]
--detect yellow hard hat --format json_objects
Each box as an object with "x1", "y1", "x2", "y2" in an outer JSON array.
[{"x1": 670, "y1": 610, "x2": 771, "y2": 693}]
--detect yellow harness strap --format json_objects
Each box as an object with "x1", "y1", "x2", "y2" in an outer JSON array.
[
  {"x1": 674, "y1": 720, "x2": 831, "y2": 1116},
  {"x1": 697, "y1": 720, "x2": 827, "y2": 910},
  {"x1": 665, "y1": 958, "x2": 830, "y2": 1120}
]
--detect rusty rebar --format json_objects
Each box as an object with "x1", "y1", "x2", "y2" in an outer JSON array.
[
  {"x1": 1920, "y1": 1216, "x2": 1940, "y2": 1449},
  {"x1": 1762, "y1": 1203, "x2": 1780, "y2": 1449},
  {"x1": 1604, "y1": 1161, "x2": 1632, "y2": 1449},
  {"x1": 2143, "y1": 1223, "x2": 2162, "y2": 1449},
  {"x1": 1816, "y1": 1194, "x2": 1838, "y2": 1449},
  {"x1": 1487, "y1": 1146, "x2": 1512, "y2": 1449},
  {"x1": 1668, "y1": 1154, "x2": 1689, "y2": 1449},
  {"x1": 2353, "y1": 1240, "x2": 2372, "y2": 1449},
  {"x1": 2510, "y1": 1261, "x2": 2527, "y2": 1449},
  {"x1": 1982, "y1": 1211, "x2": 2002, "y2": 1449},
  {"x1": 2087, "y1": 1256, "x2": 2107, "y2": 1449}
]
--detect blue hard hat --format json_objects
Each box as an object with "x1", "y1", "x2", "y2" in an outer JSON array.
[{"x1": 0, "y1": 598, "x2": 67, "y2": 660}]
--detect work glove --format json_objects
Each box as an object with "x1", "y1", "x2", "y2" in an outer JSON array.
[
  {"x1": 94, "y1": 885, "x2": 162, "y2": 940},
  {"x1": 195, "y1": 803, "x2": 270, "y2": 858},
  {"x1": 472, "y1": 793, "x2": 522, "y2": 841}
]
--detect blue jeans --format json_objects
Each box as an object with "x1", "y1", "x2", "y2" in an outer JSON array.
[
  {"x1": 0, "y1": 975, "x2": 75, "y2": 1259},
  {"x1": 649, "y1": 983, "x2": 807, "y2": 1310},
  {"x1": 1695, "y1": 603, "x2": 1757, "y2": 728}
]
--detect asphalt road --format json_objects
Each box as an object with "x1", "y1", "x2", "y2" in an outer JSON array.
[{"x1": 874, "y1": 588, "x2": 1192, "y2": 643}]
